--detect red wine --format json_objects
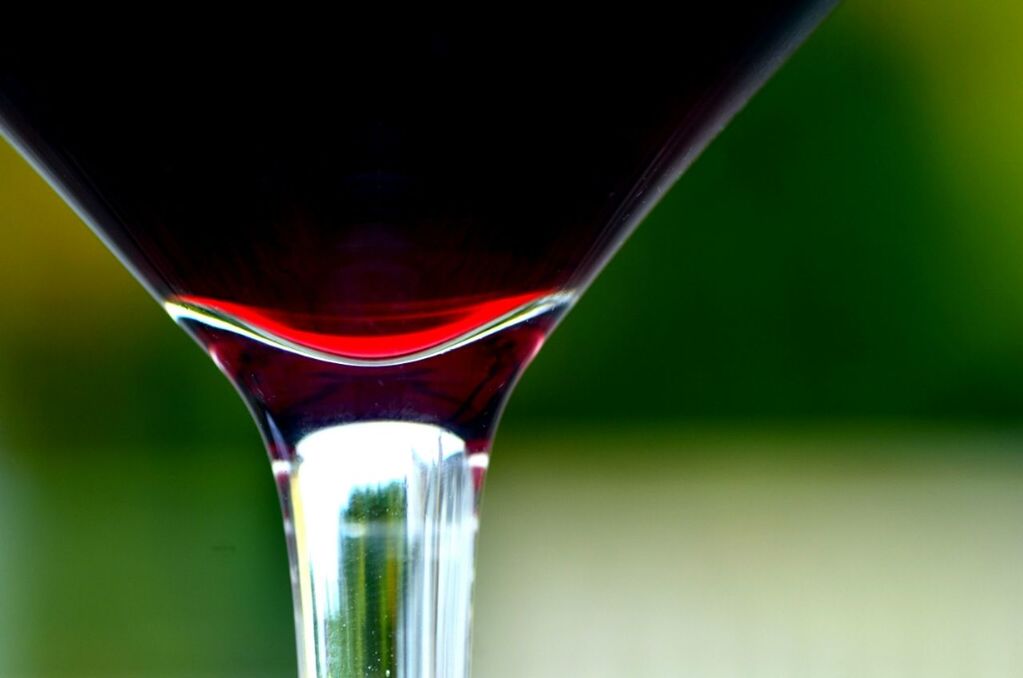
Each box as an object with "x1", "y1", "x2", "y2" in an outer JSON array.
[{"x1": 0, "y1": 10, "x2": 830, "y2": 448}]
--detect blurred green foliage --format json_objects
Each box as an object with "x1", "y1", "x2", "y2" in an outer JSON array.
[{"x1": 515, "y1": 3, "x2": 1023, "y2": 424}]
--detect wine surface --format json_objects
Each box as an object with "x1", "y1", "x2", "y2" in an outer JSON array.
[{"x1": 0, "y1": 9, "x2": 828, "y2": 444}]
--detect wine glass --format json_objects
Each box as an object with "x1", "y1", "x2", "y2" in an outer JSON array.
[{"x1": 0, "y1": 9, "x2": 835, "y2": 678}]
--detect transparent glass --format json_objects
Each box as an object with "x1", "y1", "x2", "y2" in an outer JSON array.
[
  {"x1": 278, "y1": 421, "x2": 478, "y2": 678},
  {"x1": 0, "y1": 10, "x2": 835, "y2": 677}
]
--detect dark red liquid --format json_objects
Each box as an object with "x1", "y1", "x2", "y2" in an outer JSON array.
[{"x1": 0, "y1": 10, "x2": 829, "y2": 447}]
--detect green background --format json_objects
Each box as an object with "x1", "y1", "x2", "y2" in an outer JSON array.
[{"x1": 3, "y1": 2, "x2": 1023, "y2": 675}]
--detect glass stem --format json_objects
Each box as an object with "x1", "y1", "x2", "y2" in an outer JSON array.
[{"x1": 270, "y1": 421, "x2": 481, "y2": 678}]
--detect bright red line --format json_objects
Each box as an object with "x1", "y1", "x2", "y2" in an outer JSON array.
[{"x1": 175, "y1": 291, "x2": 547, "y2": 359}]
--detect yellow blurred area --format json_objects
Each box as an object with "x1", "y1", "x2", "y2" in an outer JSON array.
[
  {"x1": 866, "y1": 0, "x2": 1023, "y2": 166},
  {"x1": 860, "y1": 0, "x2": 1023, "y2": 342},
  {"x1": 0, "y1": 142, "x2": 145, "y2": 329}
]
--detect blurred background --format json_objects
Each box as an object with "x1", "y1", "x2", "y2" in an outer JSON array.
[{"x1": 3, "y1": 2, "x2": 1023, "y2": 676}]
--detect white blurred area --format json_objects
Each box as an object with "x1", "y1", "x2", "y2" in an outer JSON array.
[
  {"x1": 2, "y1": 428, "x2": 1023, "y2": 677},
  {"x1": 473, "y1": 430, "x2": 1023, "y2": 678}
]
